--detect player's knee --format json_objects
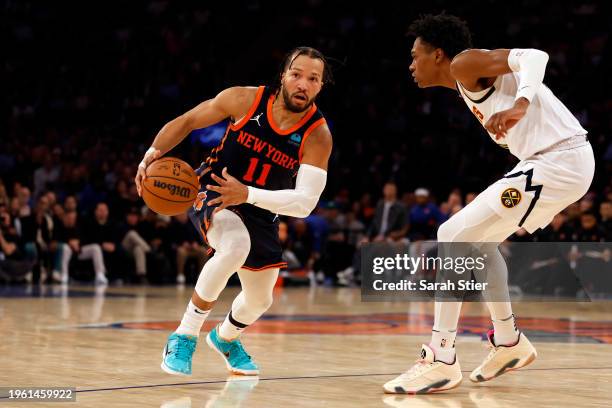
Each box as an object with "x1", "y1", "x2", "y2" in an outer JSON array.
[
  {"x1": 225, "y1": 237, "x2": 251, "y2": 262},
  {"x1": 247, "y1": 294, "x2": 273, "y2": 313}
]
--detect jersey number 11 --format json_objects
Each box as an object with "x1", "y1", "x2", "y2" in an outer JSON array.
[{"x1": 243, "y1": 157, "x2": 271, "y2": 186}]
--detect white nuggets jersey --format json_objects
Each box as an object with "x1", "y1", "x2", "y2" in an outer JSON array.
[{"x1": 457, "y1": 72, "x2": 587, "y2": 160}]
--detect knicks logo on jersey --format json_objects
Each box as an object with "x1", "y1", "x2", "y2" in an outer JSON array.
[
  {"x1": 472, "y1": 105, "x2": 484, "y2": 123},
  {"x1": 193, "y1": 191, "x2": 208, "y2": 212},
  {"x1": 501, "y1": 188, "x2": 522, "y2": 208},
  {"x1": 235, "y1": 130, "x2": 299, "y2": 170}
]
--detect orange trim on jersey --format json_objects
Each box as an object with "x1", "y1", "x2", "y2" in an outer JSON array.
[
  {"x1": 266, "y1": 93, "x2": 317, "y2": 135},
  {"x1": 229, "y1": 86, "x2": 265, "y2": 131},
  {"x1": 298, "y1": 117, "x2": 327, "y2": 162},
  {"x1": 241, "y1": 262, "x2": 288, "y2": 272},
  {"x1": 206, "y1": 123, "x2": 232, "y2": 165},
  {"x1": 199, "y1": 224, "x2": 209, "y2": 245}
]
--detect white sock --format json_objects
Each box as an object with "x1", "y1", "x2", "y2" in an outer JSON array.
[
  {"x1": 492, "y1": 314, "x2": 519, "y2": 346},
  {"x1": 218, "y1": 311, "x2": 248, "y2": 341},
  {"x1": 175, "y1": 300, "x2": 211, "y2": 336},
  {"x1": 429, "y1": 329, "x2": 457, "y2": 364},
  {"x1": 430, "y1": 301, "x2": 461, "y2": 364}
]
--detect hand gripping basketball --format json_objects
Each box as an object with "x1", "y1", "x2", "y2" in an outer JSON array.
[{"x1": 135, "y1": 147, "x2": 162, "y2": 197}]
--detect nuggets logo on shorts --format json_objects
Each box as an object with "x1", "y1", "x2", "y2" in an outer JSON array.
[{"x1": 501, "y1": 188, "x2": 522, "y2": 208}]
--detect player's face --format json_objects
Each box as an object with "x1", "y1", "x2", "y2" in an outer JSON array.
[
  {"x1": 281, "y1": 55, "x2": 324, "y2": 113},
  {"x1": 409, "y1": 37, "x2": 438, "y2": 88}
]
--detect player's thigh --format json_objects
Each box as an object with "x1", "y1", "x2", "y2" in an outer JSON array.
[
  {"x1": 438, "y1": 191, "x2": 519, "y2": 243},
  {"x1": 207, "y1": 209, "x2": 251, "y2": 255}
]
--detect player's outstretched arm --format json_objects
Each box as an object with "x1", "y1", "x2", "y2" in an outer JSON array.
[
  {"x1": 451, "y1": 48, "x2": 549, "y2": 138},
  {"x1": 135, "y1": 87, "x2": 256, "y2": 196},
  {"x1": 206, "y1": 124, "x2": 333, "y2": 218}
]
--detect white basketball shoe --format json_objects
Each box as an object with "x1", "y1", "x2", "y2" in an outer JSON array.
[
  {"x1": 383, "y1": 344, "x2": 462, "y2": 394},
  {"x1": 469, "y1": 330, "x2": 537, "y2": 382}
]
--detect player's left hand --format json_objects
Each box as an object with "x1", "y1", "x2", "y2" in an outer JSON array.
[
  {"x1": 206, "y1": 167, "x2": 248, "y2": 212},
  {"x1": 485, "y1": 98, "x2": 529, "y2": 140}
]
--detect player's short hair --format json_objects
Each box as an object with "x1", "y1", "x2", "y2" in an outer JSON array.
[
  {"x1": 275, "y1": 46, "x2": 334, "y2": 90},
  {"x1": 408, "y1": 13, "x2": 473, "y2": 59}
]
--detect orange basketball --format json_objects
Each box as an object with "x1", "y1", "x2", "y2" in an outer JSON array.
[{"x1": 141, "y1": 157, "x2": 199, "y2": 216}]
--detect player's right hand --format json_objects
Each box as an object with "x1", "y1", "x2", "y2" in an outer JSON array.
[{"x1": 135, "y1": 147, "x2": 161, "y2": 197}]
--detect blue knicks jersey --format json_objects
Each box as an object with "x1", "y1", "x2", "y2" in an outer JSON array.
[{"x1": 202, "y1": 86, "x2": 326, "y2": 208}]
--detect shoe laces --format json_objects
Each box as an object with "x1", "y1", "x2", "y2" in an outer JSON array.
[
  {"x1": 482, "y1": 342, "x2": 499, "y2": 362},
  {"x1": 401, "y1": 358, "x2": 432, "y2": 379},
  {"x1": 174, "y1": 336, "x2": 196, "y2": 361},
  {"x1": 227, "y1": 339, "x2": 253, "y2": 365}
]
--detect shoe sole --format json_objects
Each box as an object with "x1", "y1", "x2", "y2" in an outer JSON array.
[
  {"x1": 205, "y1": 333, "x2": 259, "y2": 376},
  {"x1": 469, "y1": 352, "x2": 537, "y2": 383},
  {"x1": 160, "y1": 348, "x2": 191, "y2": 376},
  {"x1": 383, "y1": 377, "x2": 463, "y2": 395}
]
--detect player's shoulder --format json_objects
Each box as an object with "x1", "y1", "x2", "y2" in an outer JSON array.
[
  {"x1": 219, "y1": 86, "x2": 261, "y2": 105},
  {"x1": 307, "y1": 119, "x2": 333, "y2": 147},
  {"x1": 215, "y1": 86, "x2": 265, "y2": 118}
]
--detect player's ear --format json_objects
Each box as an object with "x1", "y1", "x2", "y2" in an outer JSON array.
[{"x1": 434, "y1": 48, "x2": 444, "y2": 63}]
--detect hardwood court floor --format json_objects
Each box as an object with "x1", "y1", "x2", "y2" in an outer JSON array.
[{"x1": 1, "y1": 285, "x2": 611, "y2": 407}]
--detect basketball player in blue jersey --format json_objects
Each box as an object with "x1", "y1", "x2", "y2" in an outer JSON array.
[
  {"x1": 383, "y1": 14, "x2": 594, "y2": 394},
  {"x1": 134, "y1": 47, "x2": 333, "y2": 376}
]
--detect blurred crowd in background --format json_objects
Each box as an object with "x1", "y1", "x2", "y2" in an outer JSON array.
[{"x1": 2, "y1": 1, "x2": 610, "y2": 293}]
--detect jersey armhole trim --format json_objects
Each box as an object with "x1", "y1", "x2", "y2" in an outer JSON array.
[
  {"x1": 298, "y1": 117, "x2": 327, "y2": 162},
  {"x1": 457, "y1": 81, "x2": 496, "y2": 104},
  {"x1": 229, "y1": 86, "x2": 265, "y2": 131}
]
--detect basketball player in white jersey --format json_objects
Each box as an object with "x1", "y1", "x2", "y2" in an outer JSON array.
[{"x1": 383, "y1": 13, "x2": 594, "y2": 394}]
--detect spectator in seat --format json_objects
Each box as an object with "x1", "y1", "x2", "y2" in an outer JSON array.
[
  {"x1": 599, "y1": 201, "x2": 612, "y2": 241},
  {"x1": 409, "y1": 188, "x2": 445, "y2": 241},
  {"x1": 168, "y1": 212, "x2": 208, "y2": 284},
  {"x1": 0, "y1": 204, "x2": 34, "y2": 282},
  {"x1": 369, "y1": 181, "x2": 407, "y2": 242},
  {"x1": 52, "y1": 210, "x2": 107, "y2": 284},
  {"x1": 119, "y1": 206, "x2": 151, "y2": 283},
  {"x1": 573, "y1": 211, "x2": 605, "y2": 242},
  {"x1": 80, "y1": 202, "x2": 120, "y2": 282}
]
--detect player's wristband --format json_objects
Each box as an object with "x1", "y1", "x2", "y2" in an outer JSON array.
[{"x1": 140, "y1": 147, "x2": 159, "y2": 169}]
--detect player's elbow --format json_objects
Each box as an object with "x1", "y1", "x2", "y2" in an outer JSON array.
[
  {"x1": 524, "y1": 49, "x2": 549, "y2": 68},
  {"x1": 278, "y1": 195, "x2": 319, "y2": 218},
  {"x1": 537, "y1": 49, "x2": 549, "y2": 65},
  {"x1": 291, "y1": 199, "x2": 318, "y2": 218},
  {"x1": 176, "y1": 113, "x2": 196, "y2": 133}
]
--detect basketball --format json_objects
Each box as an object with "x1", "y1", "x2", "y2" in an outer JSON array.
[{"x1": 141, "y1": 157, "x2": 199, "y2": 216}]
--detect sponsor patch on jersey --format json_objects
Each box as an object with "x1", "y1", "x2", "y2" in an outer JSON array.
[
  {"x1": 289, "y1": 132, "x2": 302, "y2": 146},
  {"x1": 501, "y1": 188, "x2": 522, "y2": 208}
]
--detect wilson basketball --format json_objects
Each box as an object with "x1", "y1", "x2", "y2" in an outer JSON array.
[{"x1": 141, "y1": 157, "x2": 199, "y2": 216}]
